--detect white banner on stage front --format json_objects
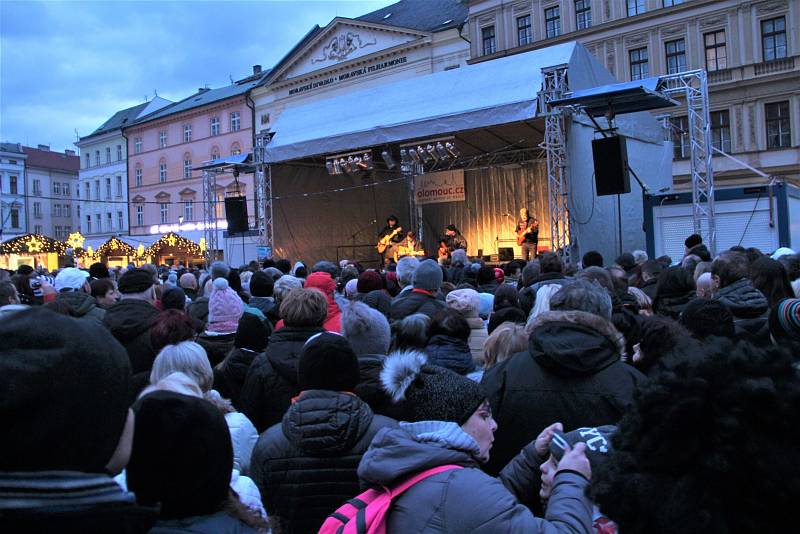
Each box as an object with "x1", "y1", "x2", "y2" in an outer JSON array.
[{"x1": 414, "y1": 169, "x2": 465, "y2": 205}]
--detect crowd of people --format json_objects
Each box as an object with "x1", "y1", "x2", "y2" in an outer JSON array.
[{"x1": 1, "y1": 232, "x2": 799, "y2": 533}]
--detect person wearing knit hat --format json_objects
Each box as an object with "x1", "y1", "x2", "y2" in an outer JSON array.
[
  {"x1": 0, "y1": 308, "x2": 155, "y2": 531},
  {"x1": 446, "y1": 288, "x2": 488, "y2": 365},
  {"x1": 769, "y1": 298, "x2": 800, "y2": 345},
  {"x1": 160, "y1": 286, "x2": 187, "y2": 311},
  {"x1": 89, "y1": 261, "x2": 110, "y2": 280},
  {"x1": 179, "y1": 272, "x2": 198, "y2": 300},
  {"x1": 214, "y1": 313, "x2": 270, "y2": 408},
  {"x1": 352, "y1": 350, "x2": 592, "y2": 532},
  {"x1": 118, "y1": 268, "x2": 155, "y2": 294},
  {"x1": 344, "y1": 278, "x2": 359, "y2": 300},
  {"x1": 127, "y1": 391, "x2": 259, "y2": 532},
  {"x1": 341, "y1": 301, "x2": 391, "y2": 358},
  {"x1": 362, "y1": 288, "x2": 392, "y2": 319},
  {"x1": 357, "y1": 270, "x2": 384, "y2": 294},
  {"x1": 249, "y1": 333, "x2": 395, "y2": 533},
  {"x1": 390, "y1": 259, "x2": 446, "y2": 321},
  {"x1": 206, "y1": 277, "x2": 244, "y2": 335}
]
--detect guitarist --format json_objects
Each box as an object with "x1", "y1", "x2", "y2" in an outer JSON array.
[
  {"x1": 377, "y1": 215, "x2": 403, "y2": 263},
  {"x1": 515, "y1": 208, "x2": 538, "y2": 261}
]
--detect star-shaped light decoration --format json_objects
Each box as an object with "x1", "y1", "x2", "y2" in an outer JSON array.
[
  {"x1": 199, "y1": 237, "x2": 207, "y2": 253},
  {"x1": 67, "y1": 231, "x2": 85, "y2": 249},
  {"x1": 137, "y1": 244, "x2": 145, "y2": 257},
  {"x1": 166, "y1": 234, "x2": 178, "y2": 247},
  {"x1": 26, "y1": 236, "x2": 43, "y2": 253}
]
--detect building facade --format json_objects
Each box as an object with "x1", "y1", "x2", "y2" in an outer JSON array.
[
  {"x1": 21, "y1": 145, "x2": 80, "y2": 240},
  {"x1": 466, "y1": 0, "x2": 799, "y2": 188},
  {"x1": 123, "y1": 80, "x2": 259, "y2": 251},
  {"x1": 75, "y1": 97, "x2": 171, "y2": 240},
  {"x1": 0, "y1": 143, "x2": 28, "y2": 241}
]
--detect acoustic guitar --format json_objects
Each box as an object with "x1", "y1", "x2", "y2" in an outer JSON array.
[
  {"x1": 377, "y1": 227, "x2": 403, "y2": 253},
  {"x1": 516, "y1": 221, "x2": 539, "y2": 246}
]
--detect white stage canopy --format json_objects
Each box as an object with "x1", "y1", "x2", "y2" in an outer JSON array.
[{"x1": 265, "y1": 41, "x2": 625, "y2": 163}]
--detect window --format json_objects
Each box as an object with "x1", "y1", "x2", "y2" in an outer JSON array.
[
  {"x1": 211, "y1": 147, "x2": 220, "y2": 160},
  {"x1": 160, "y1": 202, "x2": 169, "y2": 224},
  {"x1": 230, "y1": 112, "x2": 241, "y2": 132},
  {"x1": 53, "y1": 182, "x2": 60, "y2": 195},
  {"x1": 95, "y1": 150, "x2": 100, "y2": 166},
  {"x1": 159, "y1": 130, "x2": 167, "y2": 148},
  {"x1": 34, "y1": 224, "x2": 42, "y2": 235},
  {"x1": 704, "y1": 31, "x2": 727, "y2": 71},
  {"x1": 183, "y1": 158, "x2": 192, "y2": 179},
  {"x1": 33, "y1": 179, "x2": 41, "y2": 196},
  {"x1": 107, "y1": 213, "x2": 113, "y2": 231},
  {"x1": 117, "y1": 144, "x2": 123, "y2": 161},
  {"x1": 64, "y1": 184, "x2": 70, "y2": 197},
  {"x1": 665, "y1": 38, "x2": 686, "y2": 74},
  {"x1": 94, "y1": 180, "x2": 100, "y2": 199},
  {"x1": 94, "y1": 214, "x2": 100, "y2": 233},
  {"x1": 116, "y1": 175, "x2": 122, "y2": 197},
  {"x1": 184, "y1": 200, "x2": 194, "y2": 221},
  {"x1": 135, "y1": 167, "x2": 142, "y2": 187},
  {"x1": 627, "y1": 0, "x2": 645, "y2": 16},
  {"x1": 85, "y1": 153, "x2": 90, "y2": 168},
  {"x1": 84, "y1": 182, "x2": 90, "y2": 200},
  {"x1": 54, "y1": 204, "x2": 62, "y2": 217},
  {"x1": 629, "y1": 47, "x2": 649, "y2": 80},
  {"x1": 159, "y1": 162, "x2": 167, "y2": 183},
  {"x1": 64, "y1": 204, "x2": 71, "y2": 217},
  {"x1": 670, "y1": 116, "x2": 689, "y2": 159},
  {"x1": 211, "y1": 117, "x2": 220, "y2": 136},
  {"x1": 761, "y1": 17, "x2": 787, "y2": 61},
  {"x1": 33, "y1": 202, "x2": 41, "y2": 218},
  {"x1": 10, "y1": 209, "x2": 19, "y2": 228},
  {"x1": 54, "y1": 226, "x2": 62, "y2": 239},
  {"x1": 481, "y1": 26, "x2": 496, "y2": 55},
  {"x1": 575, "y1": 0, "x2": 592, "y2": 30},
  {"x1": 117, "y1": 211, "x2": 124, "y2": 230},
  {"x1": 135, "y1": 205, "x2": 144, "y2": 226},
  {"x1": 230, "y1": 144, "x2": 242, "y2": 156},
  {"x1": 134, "y1": 137, "x2": 142, "y2": 154},
  {"x1": 105, "y1": 177, "x2": 112, "y2": 199},
  {"x1": 106, "y1": 147, "x2": 111, "y2": 163},
  {"x1": 77, "y1": 205, "x2": 80, "y2": 217},
  {"x1": 183, "y1": 124, "x2": 192, "y2": 143},
  {"x1": 663, "y1": 0, "x2": 683, "y2": 6},
  {"x1": 517, "y1": 15, "x2": 532, "y2": 46},
  {"x1": 545, "y1": 6, "x2": 561, "y2": 38},
  {"x1": 9, "y1": 176, "x2": 17, "y2": 194},
  {"x1": 766, "y1": 101, "x2": 791, "y2": 149},
  {"x1": 86, "y1": 215, "x2": 92, "y2": 233}
]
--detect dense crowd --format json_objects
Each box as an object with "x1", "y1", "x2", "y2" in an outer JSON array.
[{"x1": 1, "y1": 233, "x2": 799, "y2": 533}]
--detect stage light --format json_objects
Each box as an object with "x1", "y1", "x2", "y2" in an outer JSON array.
[
  {"x1": 326, "y1": 160, "x2": 336, "y2": 174},
  {"x1": 418, "y1": 145, "x2": 432, "y2": 163},
  {"x1": 445, "y1": 141, "x2": 460, "y2": 158},
  {"x1": 409, "y1": 148, "x2": 421, "y2": 163},
  {"x1": 359, "y1": 153, "x2": 374, "y2": 170},
  {"x1": 381, "y1": 150, "x2": 396, "y2": 169},
  {"x1": 400, "y1": 149, "x2": 410, "y2": 166},
  {"x1": 426, "y1": 144, "x2": 439, "y2": 162},
  {"x1": 435, "y1": 142, "x2": 449, "y2": 160},
  {"x1": 333, "y1": 159, "x2": 342, "y2": 174}
]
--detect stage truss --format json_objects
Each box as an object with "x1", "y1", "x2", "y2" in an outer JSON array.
[
  {"x1": 201, "y1": 169, "x2": 219, "y2": 266},
  {"x1": 254, "y1": 132, "x2": 274, "y2": 251}
]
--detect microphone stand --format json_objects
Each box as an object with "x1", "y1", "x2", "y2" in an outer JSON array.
[{"x1": 351, "y1": 219, "x2": 378, "y2": 259}]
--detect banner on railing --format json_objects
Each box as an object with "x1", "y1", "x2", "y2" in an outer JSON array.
[{"x1": 414, "y1": 169, "x2": 465, "y2": 205}]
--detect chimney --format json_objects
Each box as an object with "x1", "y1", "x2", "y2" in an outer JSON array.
[
  {"x1": 253, "y1": 64, "x2": 262, "y2": 75},
  {"x1": 37, "y1": 144, "x2": 50, "y2": 151},
  {"x1": 65, "y1": 149, "x2": 75, "y2": 156}
]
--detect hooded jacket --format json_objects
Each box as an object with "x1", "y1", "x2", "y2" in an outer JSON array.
[
  {"x1": 250, "y1": 390, "x2": 395, "y2": 534},
  {"x1": 55, "y1": 291, "x2": 106, "y2": 328},
  {"x1": 196, "y1": 332, "x2": 236, "y2": 367},
  {"x1": 214, "y1": 348, "x2": 263, "y2": 410},
  {"x1": 356, "y1": 424, "x2": 592, "y2": 533},
  {"x1": 653, "y1": 290, "x2": 695, "y2": 320},
  {"x1": 481, "y1": 310, "x2": 645, "y2": 476},
  {"x1": 715, "y1": 278, "x2": 770, "y2": 342},
  {"x1": 238, "y1": 326, "x2": 325, "y2": 433},
  {"x1": 390, "y1": 289, "x2": 446, "y2": 321},
  {"x1": 274, "y1": 274, "x2": 342, "y2": 333},
  {"x1": 148, "y1": 511, "x2": 257, "y2": 534},
  {"x1": 424, "y1": 335, "x2": 476, "y2": 375},
  {"x1": 104, "y1": 299, "x2": 160, "y2": 398},
  {"x1": 465, "y1": 316, "x2": 489, "y2": 365}
]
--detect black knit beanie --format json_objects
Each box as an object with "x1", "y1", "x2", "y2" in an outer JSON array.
[
  {"x1": 127, "y1": 391, "x2": 233, "y2": 520},
  {"x1": 118, "y1": 268, "x2": 154, "y2": 294},
  {"x1": 381, "y1": 351, "x2": 485, "y2": 425},
  {"x1": 550, "y1": 425, "x2": 616, "y2": 468},
  {"x1": 161, "y1": 286, "x2": 187, "y2": 310},
  {"x1": 89, "y1": 262, "x2": 110, "y2": 279},
  {"x1": 298, "y1": 332, "x2": 360, "y2": 392},
  {"x1": 684, "y1": 233, "x2": 703, "y2": 249},
  {"x1": 0, "y1": 308, "x2": 131, "y2": 472},
  {"x1": 234, "y1": 312, "x2": 269, "y2": 351}
]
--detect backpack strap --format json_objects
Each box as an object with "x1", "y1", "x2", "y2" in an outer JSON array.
[{"x1": 386, "y1": 464, "x2": 464, "y2": 498}]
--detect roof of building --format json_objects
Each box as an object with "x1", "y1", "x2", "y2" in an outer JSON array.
[
  {"x1": 0, "y1": 142, "x2": 25, "y2": 155},
  {"x1": 21, "y1": 146, "x2": 79, "y2": 173},
  {"x1": 356, "y1": 0, "x2": 468, "y2": 32},
  {"x1": 262, "y1": 25, "x2": 323, "y2": 84},
  {"x1": 87, "y1": 101, "x2": 152, "y2": 138},
  {"x1": 132, "y1": 79, "x2": 261, "y2": 126}
]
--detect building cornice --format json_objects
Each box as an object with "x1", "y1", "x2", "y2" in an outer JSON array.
[{"x1": 124, "y1": 94, "x2": 249, "y2": 133}]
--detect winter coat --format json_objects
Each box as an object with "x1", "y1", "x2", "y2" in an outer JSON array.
[
  {"x1": 148, "y1": 511, "x2": 258, "y2": 534},
  {"x1": 357, "y1": 423, "x2": 592, "y2": 533},
  {"x1": 196, "y1": 332, "x2": 236, "y2": 367},
  {"x1": 251, "y1": 390, "x2": 396, "y2": 534},
  {"x1": 0, "y1": 303, "x2": 29, "y2": 320},
  {"x1": 425, "y1": 334, "x2": 476, "y2": 375},
  {"x1": 225, "y1": 411, "x2": 258, "y2": 475},
  {"x1": 518, "y1": 273, "x2": 570, "y2": 315},
  {"x1": 354, "y1": 354, "x2": 406, "y2": 420},
  {"x1": 248, "y1": 296, "x2": 279, "y2": 325},
  {"x1": 653, "y1": 290, "x2": 695, "y2": 320},
  {"x1": 477, "y1": 280, "x2": 499, "y2": 295},
  {"x1": 715, "y1": 278, "x2": 770, "y2": 343},
  {"x1": 481, "y1": 310, "x2": 645, "y2": 476},
  {"x1": 390, "y1": 289, "x2": 446, "y2": 321},
  {"x1": 214, "y1": 348, "x2": 263, "y2": 410},
  {"x1": 465, "y1": 316, "x2": 489, "y2": 365},
  {"x1": 639, "y1": 278, "x2": 658, "y2": 300},
  {"x1": 104, "y1": 299, "x2": 160, "y2": 398},
  {"x1": 187, "y1": 296, "x2": 209, "y2": 325},
  {"x1": 447, "y1": 264, "x2": 466, "y2": 285},
  {"x1": 239, "y1": 326, "x2": 325, "y2": 433},
  {"x1": 55, "y1": 291, "x2": 106, "y2": 328}
]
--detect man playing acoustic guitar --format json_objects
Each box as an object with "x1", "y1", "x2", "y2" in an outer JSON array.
[
  {"x1": 377, "y1": 215, "x2": 404, "y2": 265},
  {"x1": 515, "y1": 207, "x2": 539, "y2": 261}
]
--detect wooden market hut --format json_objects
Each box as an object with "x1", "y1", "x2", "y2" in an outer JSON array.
[
  {"x1": 143, "y1": 232, "x2": 203, "y2": 267},
  {"x1": 96, "y1": 236, "x2": 138, "y2": 267},
  {"x1": 0, "y1": 234, "x2": 67, "y2": 271}
]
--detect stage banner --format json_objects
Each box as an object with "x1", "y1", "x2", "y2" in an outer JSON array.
[{"x1": 414, "y1": 169, "x2": 465, "y2": 205}]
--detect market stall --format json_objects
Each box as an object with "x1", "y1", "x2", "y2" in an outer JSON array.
[
  {"x1": 142, "y1": 232, "x2": 204, "y2": 267},
  {"x1": 0, "y1": 234, "x2": 67, "y2": 272}
]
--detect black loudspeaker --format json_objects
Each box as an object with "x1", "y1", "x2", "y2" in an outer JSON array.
[
  {"x1": 498, "y1": 247, "x2": 515, "y2": 261},
  {"x1": 224, "y1": 196, "x2": 249, "y2": 234},
  {"x1": 592, "y1": 136, "x2": 631, "y2": 196}
]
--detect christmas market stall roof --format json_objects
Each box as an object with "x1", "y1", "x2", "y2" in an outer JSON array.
[
  {"x1": 0, "y1": 234, "x2": 67, "y2": 255},
  {"x1": 264, "y1": 41, "x2": 661, "y2": 163},
  {"x1": 143, "y1": 232, "x2": 202, "y2": 257},
  {"x1": 96, "y1": 236, "x2": 137, "y2": 256}
]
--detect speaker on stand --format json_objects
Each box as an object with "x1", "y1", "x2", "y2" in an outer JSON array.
[
  {"x1": 224, "y1": 195, "x2": 249, "y2": 234},
  {"x1": 592, "y1": 135, "x2": 630, "y2": 256}
]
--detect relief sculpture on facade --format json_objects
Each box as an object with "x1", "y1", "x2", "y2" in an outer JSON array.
[{"x1": 312, "y1": 32, "x2": 377, "y2": 63}]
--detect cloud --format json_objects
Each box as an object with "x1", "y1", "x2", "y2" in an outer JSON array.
[{"x1": 0, "y1": 0, "x2": 395, "y2": 150}]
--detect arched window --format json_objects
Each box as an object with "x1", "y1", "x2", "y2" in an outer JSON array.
[
  {"x1": 230, "y1": 142, "x2": 241, "y2": 156},
  {"x1": 210, "y1": 146, "x2": 220, "y2": 161},
  {"x1": 159, "y1": 157, "x2": 168, "y2": 183},
  {"x1": 183, "y1": 152, "x2": 192, "y2": 179}
]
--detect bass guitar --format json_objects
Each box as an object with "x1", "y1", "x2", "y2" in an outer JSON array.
[{"x1": 377, "y1": 227, "x2": 403, "y2": 253}]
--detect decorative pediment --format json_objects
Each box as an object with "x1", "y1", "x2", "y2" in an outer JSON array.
[
  {"x1": 132, "y1": 195, "x2": 146, "y2": 203},
  {"x1": 275, "y1": 18, "x2": 429, "y2": 82},
  {"x1": 155, "y1": 191, "x2": 171, "y2": 200},
  {"x1": 178, "y1": 187, "x2": 197, "y2": 196}
]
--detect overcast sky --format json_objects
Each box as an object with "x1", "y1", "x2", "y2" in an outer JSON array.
[{"x1": 0, "y1": 0, "x2": 395, "y2": 152}]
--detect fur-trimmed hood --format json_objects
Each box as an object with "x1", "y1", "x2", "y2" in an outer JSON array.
[{"x1": 527, "y1": 310, "x2": 626, "y2": 377}]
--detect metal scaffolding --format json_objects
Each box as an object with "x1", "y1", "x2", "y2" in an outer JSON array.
[
  {"x1": 657, "y1": 70, "x2": 716, "y2": 255},
  {"x1": 254, "y1": 132, "x2": 274, "y2": 250},
  {"x1": 538, "y1": 64, "x2": 571, "y2": 261},
  {"x1": 201, "y1": 169, "x2": 219, "y2": 266}
]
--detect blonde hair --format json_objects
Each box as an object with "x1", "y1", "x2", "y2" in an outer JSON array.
[
  {"x1": 139, "y1": 371, "x2": 203, "y2": 399},
  {"x1": 484, "y1": 322, "x2": 528, "y2": 369},
  {"x1": 527, "y1": 284, "x2": 562, "y2": 327},
  {"x1": 280, "y1": 287, "x2": 327, "y2": 327},
  {"x1": 150, "y1": 341, "x2": 213, "y2": 392}
]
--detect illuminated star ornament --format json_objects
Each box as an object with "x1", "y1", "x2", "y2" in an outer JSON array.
[
  {"x1": 26, "y1": 236, "x2": 43, "y2": 253},
  {"x1": 166, "y1": 234, "x2": 178, "y2": 247},
  {"x1": 67, "y1": 231, "x2": 85, "y2": 249},
  {"x1": 137, "y1": 244, "x2": 145, "y2": 257}
]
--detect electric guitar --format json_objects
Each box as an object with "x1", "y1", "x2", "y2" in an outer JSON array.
[
  {"x1": 516, "y1": 221, "x2": 539, "y2": 246},
  {"x1": 377, "y1": 227, "x2": 403, "y2": 253}
]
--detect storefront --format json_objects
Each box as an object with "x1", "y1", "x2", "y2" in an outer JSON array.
[{"x1": 0, "y1": 234, "x2": 66, "y2": 272}]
